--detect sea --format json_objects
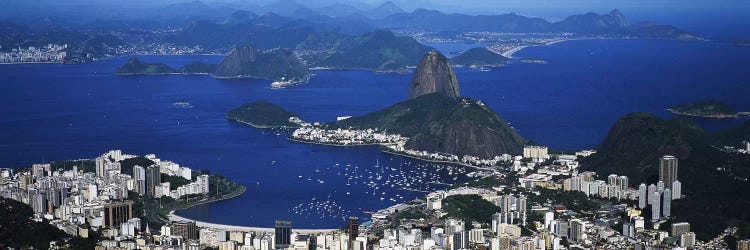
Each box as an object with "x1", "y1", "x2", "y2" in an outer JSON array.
[{"x1": 1, "y1": 38, "x2": 749, "y2": 229}]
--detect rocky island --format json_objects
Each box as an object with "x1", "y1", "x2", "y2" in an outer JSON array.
[
  {"x1": 449, "y1": 47, "x2": 509, "y2": 67},
  {"x1": 227, "y1": 101, "x2": 303, "y2": 128},
  {"x1": 668, "y1": 100, "x2": 741, "y2": 118},
  {"x1": 116, "y1": 57, "x2": 176, "y2": 75}
]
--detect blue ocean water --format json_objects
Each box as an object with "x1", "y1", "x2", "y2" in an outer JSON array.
[{"x1": 0, "y1": 39, "x2": 748, "y2": 228}]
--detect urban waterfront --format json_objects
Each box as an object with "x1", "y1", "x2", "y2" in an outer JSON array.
[{"x1": 1, "y1": 39, "x2": 749, "y2": 229}]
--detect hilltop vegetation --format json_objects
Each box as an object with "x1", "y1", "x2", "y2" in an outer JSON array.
[
  {"x1": 227, "y1": 101, "x2": 301, "y2": 128},
  {"x1": 318, "y1": 30, "x2": 434, "y2": 71},
  {"x1": 331, "y1": 94, "x2": 526, "y2": 157},
  {"x1": 0, "y1": 197, "x2": 99, "y2": 249},
  {"x1": 582, "y1": 113, "x2": 750, "y2": 240},
  {"x1": 450, "y1": 47, "x2": 509, "y2": 67},
  {"x1": 116, "y1": 57, "x2": 175, "y2": 75}
]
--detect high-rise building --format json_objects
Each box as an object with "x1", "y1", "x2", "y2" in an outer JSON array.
[
  {"x1": 570, "y1": 219, "x2": 585, "y2": 243},
  {"x1": 172, "y1": 221, "x2": 198, "y2": 240},
  {"x1": 275, "y1": 221, "x2": 292, "y2": 249},
  {"x1": 452, "y1": 231, "x2": 468, "y2": 250},
  {"x1": 553, "y1": 220, "x2": 569, "y2": 239},
  {"x1": 672, "y1": 180, "x2": 681, "y2": 200},
  {"x1": 663, "y1": 189, "x2": 671, "y2": 218},
  {"x1": 659, "y1": 155, "x2": 679, "y2": 185},
  {"x1": 651, "y1": 191, "x2": 661, "y2": 222},
  {"x1": 607, "y1": 174, "x2": 618, "y2": 186},
  {"x1": 517, "y1": 195, "x2": 527, "y2": 225},
  {"x1": 32, "y1": 193, "x2": 47, "y2": 214},
  {"x1": 680, "y1": 232, "x2": 696, "y2": 248},
  {"x1": 197, "y1": 175, "x2": 210, "y2": 194},
  {"x1": 638, "y1": 183, "x2": 647, "y2": 209},
  {"x1": 32, "y1": 164, "x2": 50, "y2": 178},
  {"x1": 523, "y1": 146, "x2": 548, "y2": 160},
  {"x1": 671, "y1": 222, "x2": 690, "y2": 237},
  {"x1": 745, "y1": 141, "x2": 750, "y2": 152},
  {"x1": 133, "y1": 165, "x2": 146, "y2": 195},
  {"x1": 145, "y1": 165, "x2": 161, "y2": 197},
  {"x1": 622, "y1": 223, "x2": 635, "y2": 238},
  {"x1": 647, "y1": 184, "x2": 657, "y2": 205},
  {"x1": 103, "y1": 201, "x2": 134, "y2": 228},
  {"x1": 348, "y1": 217, "x2": 359, "y2": 249},
  {"x1": 618, "y1": 176, "x2": 629, "y2": 191},
  {"x1": 96, "y1": 157, "x2": 107, "y2": 177}
]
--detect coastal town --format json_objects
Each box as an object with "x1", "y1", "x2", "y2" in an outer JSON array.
[
  {"x1": 0, "y1": 44, "x2": 68, "y2": 63},
  {"x1": 2, "y1": 143, "x2": 749, "y2": 249}
]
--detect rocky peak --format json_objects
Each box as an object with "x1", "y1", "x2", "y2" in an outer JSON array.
[{"x1": 408, "y1": 51, "x2": 460, "y2": 99}]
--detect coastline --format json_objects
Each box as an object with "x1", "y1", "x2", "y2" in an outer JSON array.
[
  {"x1": 227, "y1": 117, "x2": 300, "y2": 129},
  {"x1": 287, "y1": 137, "x2": 495, "y2": 171},
  {"x1": 502, "y1": 38, "x2": 606, "y2": 58},
  {"x1": 667, "y1": 109, "x2": 740, "y2": 119},
  {"x1": 168, "y1": 212, "x2": 338, "y2": 234}
]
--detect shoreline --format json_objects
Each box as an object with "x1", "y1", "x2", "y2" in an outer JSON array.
[
  {"x1": 502, "y1": 38, "x2": 606, "y2": 58},
  {"x1": 168, "y1": 212, "x2": 338, "y2": 233},
  {"x1": 227, "y1": 117, "x2": 300, "y2": 129},
  {"x1": 667, "y1": 109, "x2": 741, "y2": 119},
  {"x1": 287, "y1": 137, "x2": 495, "y2": 170}
]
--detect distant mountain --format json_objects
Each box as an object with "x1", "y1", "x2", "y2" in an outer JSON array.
[
  {"x1": 374, "y1": 9, "x2": 700, "y2": 40},
  {"x1": 449, "y1": 47, "x2": 509, "y2": 67},
  {"x1": 409, "y1": 51, "x2": 460, "y2": 99},
  {"x1": 332, "y1": 94, "x2": 526, "y2": 158},
  {"x1": 227, "y1": 101, "x2": 301, "y2": 128},
  {"x1": 314, "y1": 3, "x2": 363, "y2": 18},
  {"x1": 318, "y1": 30, "x2": 434, "y2": 70},
  {"x1": 580, "y1": 113, "x2": 750, "y2": 240},
  {"x1": 378, "y1": 9, "x2": 552, "y2": 32},
  {"x1": 365, "y1": 1, "x2": 405, "y2": 19},
  {"x1": 260, "y1": 0, "x2": 318, "y2": 18},
  {"x1": 554, "y1": 9, "x2": 630, "y2": 33},
  {"x1": 213, "y1": 44, "x2": 310, "y2": 81},
  {"x1": 116, "y1": 57, "x2": 175, "y2": 75},
  {"x1": 625, "y1": 22, "x2": 704, "y2": 41}
]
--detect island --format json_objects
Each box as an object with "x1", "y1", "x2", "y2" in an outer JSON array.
[
  {"x1": 667, "y1": 100, "x2": 740, "y2": 118},
  {"x1": 449, "y1": 47, "x2": 509, "y2": 68},
  {"x1": 116, "y1": 57, "x2": 176, "y2": 75},
  {"x1": 227, "y1": 101, "x2": 304, "y2": 128},
  {"x1": 116, "y1": 45, "x2": 312, "y2": 85}
]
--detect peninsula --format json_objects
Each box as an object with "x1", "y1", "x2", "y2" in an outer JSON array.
[
  {"x1": 667, "y1": 100, "x2": 744, "y2": 119},
  {"x1": 449, "y1": 47, "x2": 509, "y2": 67}
]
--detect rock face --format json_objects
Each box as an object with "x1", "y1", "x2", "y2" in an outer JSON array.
[
  {"x1": 213, "y1": 44, "x2": 257, "y2": 77},
  {"x1": 409, "y1": 51, "x2": 460, "y2": 99},
  {"x1": 212, "y1": 44, "x2": 310, "y2": 81}
]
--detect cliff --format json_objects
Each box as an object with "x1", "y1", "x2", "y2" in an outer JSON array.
[
  {"x1": 332, "y1": 94, "x2": 526, "y2": 158},
  {"x1": 409, "y1": 51, "x2": 460, "y2": 99},
  {"x1": 213, "y1": 45, "x2": 310, "y2": 81}
]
